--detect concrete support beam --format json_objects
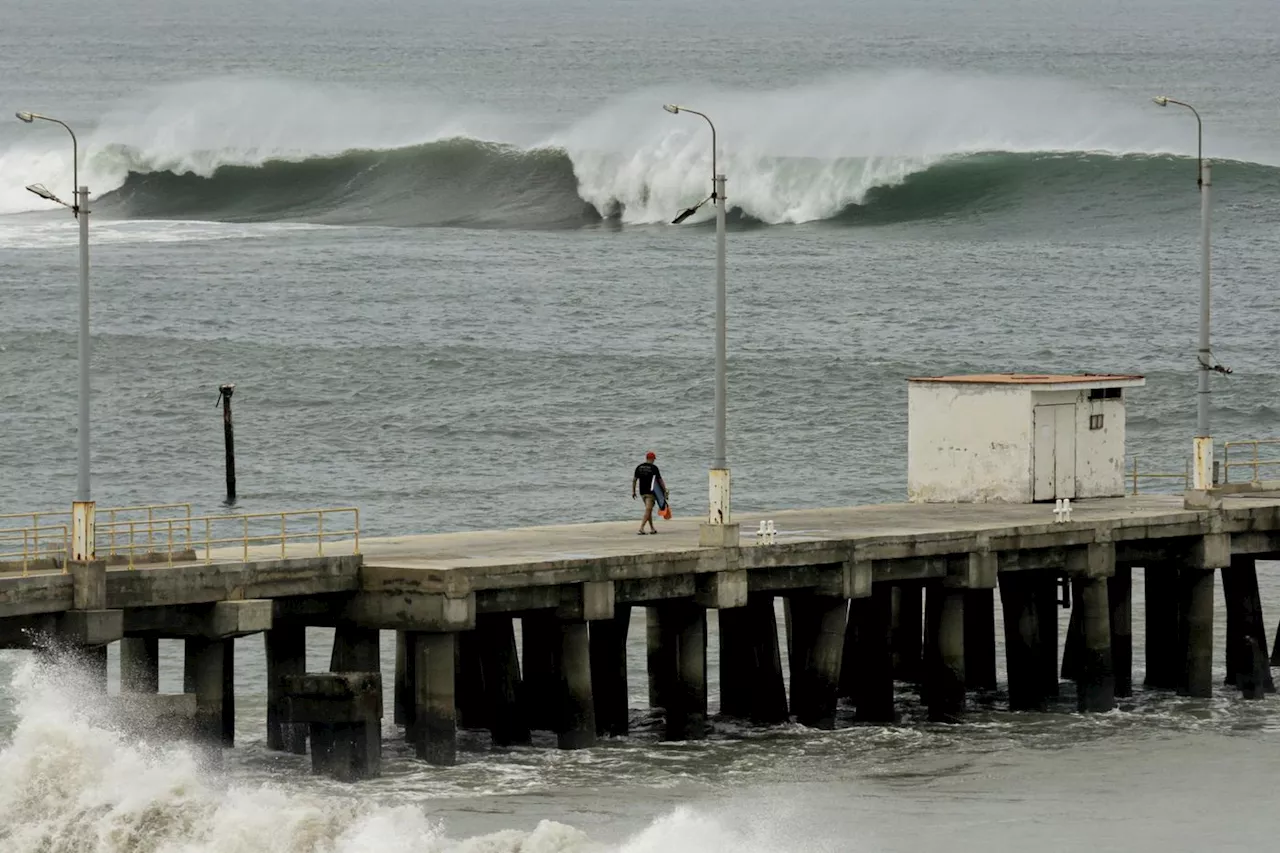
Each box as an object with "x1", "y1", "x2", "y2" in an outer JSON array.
[
  {"x1": 1144, "y1": 565, "x2": 1181, "y2": 689},
  {"x1": 57, "y1": 609, "x2": 123, "y2": 647},
  {"x1": 852, "y1": 583, "x2": 895, "y2": 723},
  {"x1": 696, "y1": 571, "x2": 748, "y2": 610},
  {"x1": 520, "y1": 611, "x2": 559, "y2": 732},
  {"x1": 589, "y1": 606, "x2": 630, "y2": 737},
  {"x1": 1221, "y1": 555, "x2": 1274, "y2": 698},
  {"x1": 209, "y1": 600, "x2": 272, "y2": 637},
  {"x1": 1178, "y1": 569, "x2": 1215, "y2": 698},
  {"x1": 720, "y1": 593, "x2": 788, "y2": 724},
  {"x1": 817, "y1": 560, "x2": 872, "y2": 600},
  {"x1": 120, "y1": 637, "x2": 159, "y2": 693},
  {"x1": 184, "y1": 636, "x2": 228, "y2": 748},
  {"x1": 892, "y1": 582, "x2": 924, "y2": 683},
  {"x1": 1077, "y1": 576, "x2": 1115, "y2": 712},
  {"x1": 999, "y1": 571, "x2": 1047, "y2": 712},
  {"x1": 558, "y1": 581, "x2": 615, "y2": 621},
  {"x1": 265, "y1": 625, "x2": 308, "y2": 753},
  {"x1": 330, "y1": 625, "x2": 379, "y2": 672},
  {"x1": 281, "y1": 673, "x2": 382, "y2": 781},
  {"x1": 557, "y1": 619, "x2": 596, "y2": 749},
  {"x1": 477, "y1": 613, "x2": 530, "y2": 745},
  {"x1": 1109, "y1": 566, "x2": 1133, "y2": 699},
  {"x1": 786, "y1": 591, "x2": 848, "y2": 729},
  {"x1": 69, "y1": 559, "x2": 107, "y2": 610},
  {"x1": 963, "y1": 588, "x2": 997, "y2": 691},
  {"x1": 413, "y1": 631, "x2": 457, "y2": 765},
  {"x1": 927, "y1": 586, "x2": 965, "y2": 722}
]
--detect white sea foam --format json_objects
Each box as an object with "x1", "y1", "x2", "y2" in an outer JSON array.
[{"x1": 0, "y1": 657, "x2": 822, "y2": 853}]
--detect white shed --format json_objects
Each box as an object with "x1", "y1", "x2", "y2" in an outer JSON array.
[{"x1": 907, "y1": 373, "x2": 1146, "y2": 503}]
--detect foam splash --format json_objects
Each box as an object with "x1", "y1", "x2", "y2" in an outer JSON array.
[{"x1": 0, "y1": 657, "x2": 814, "y2": 853}]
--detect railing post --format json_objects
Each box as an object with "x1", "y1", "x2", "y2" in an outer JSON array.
[
  {"x1": 22, "y1": 529, "x2": 29, "y2": 576},
  {"x1": 1254, "y1": 441, "x2": 1261, "y2": 484},
  {"x1": 318, "y1": 511, "x2": 325, "y2": 557},
  {"x1": 354, "y1": 509, "x2": 360, "y2": 555},
  {"x1": 205, "y1": 518, "x2": 212, "y2": 564},
  {"x1": 281, "y1": 514, "x2": 287, "y2": 558},
  {"x1": 1132, "y1": 457, "x2": 1139, "y2": 495},
  {"x1": 128, "y1": 521, "x2": 136, "y2": 570},
  {"x1": 243, "y1": 516, "x2": 249, "y2": 562}
]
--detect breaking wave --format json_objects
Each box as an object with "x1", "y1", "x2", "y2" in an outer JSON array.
[{"x1": 2, "y1": 73, "x2": 1278, "y2": 228}]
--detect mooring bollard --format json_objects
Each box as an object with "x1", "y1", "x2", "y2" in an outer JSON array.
[{"x1": 217, "y1": 383, "x2": 237, "y2": 505}]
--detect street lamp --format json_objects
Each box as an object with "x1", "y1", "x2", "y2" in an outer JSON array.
[
  {"x1": 1153, "y1": 96, "x2": 1223, "y2": 493},
  {"x1": 16, "y1": 110, "x2": 95, "y2": 559},
  {"x1": 664, "y1": 103, "x2": 736, "y2": 546}
]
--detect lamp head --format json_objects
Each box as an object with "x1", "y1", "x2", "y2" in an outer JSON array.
[
  {"x1": 663, "y1": 104, "x2": 680, "y2": 114},
  {"x1": 25, "y1": 183, "x2": 58, "y2": 201},
  {"x1": 1152, "y1": 96, "x2": 1169, "y2": 107},
  {"x1": 15, "y1": 111, "x2": 35, "y2": 123}
]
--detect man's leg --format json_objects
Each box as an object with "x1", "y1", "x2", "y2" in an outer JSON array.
[{"x1": 645, "y1": 495, "x2": 657, "y2": 533}]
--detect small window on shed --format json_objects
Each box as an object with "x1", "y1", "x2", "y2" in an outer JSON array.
[
  {"x1": 1089, "y1": 413, "x2": 1105, "y2": 430},
  {"x1": 1088, "y1": 388, "x2": 1122, "y2": 400}
]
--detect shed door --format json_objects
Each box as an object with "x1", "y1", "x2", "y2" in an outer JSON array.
[{"x1": 1033, "y1": 404, "x2": 1077, "y2": 501}]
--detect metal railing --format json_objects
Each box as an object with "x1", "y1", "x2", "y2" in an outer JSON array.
[
  {"x1": 97, "y1": 507, "x2": 360, "y2": 568},
  {"x1": 1223, "y1": 439, "x2": 1280, "y2": 485},
  {"x1": 0, "y1": 502, "x2": 193, "y2": 560},
  {"x1": 0, "y1": 523, "x2": 70, "y2": 575},
  {"x1": 1128, "y1": 457, "x2": 1191, "y2": 495}
]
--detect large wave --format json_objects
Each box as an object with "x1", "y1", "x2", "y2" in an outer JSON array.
[{"x1": 2, "y1": 74, "x2": 1277, "y2": 227}]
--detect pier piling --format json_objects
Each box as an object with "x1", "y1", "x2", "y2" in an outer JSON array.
[
  {"x1": 217, "y1": 383, "x2": 236, "y2": 505},
  {"x1": 1109, "y1": 566, "x2": 1133, "y2": 698},
  {"x1": 413, "y1": 631, "x2": 457, "y2": 765},
  {"x1": 1000, "y1": 572, "x2": 1047, "y2": 712},
  {"x1": 852, "y1": 583, "x2": 895, "y2": 722},
  {"x1": 558, "y1": 618, "x2": 597, "y2": 749},
  {"x1": 266, "y1": 625, "x2": 308, "y2": 753},
  {"x1": 589, "y1": 607, "x2": 630, "y2": 737},
  {"x1": 928, "y1": 586, "x2": 965, "y2": 722},
  {"x1": 964, "y1": 588, "x2": 997, "y2": 691},
  {"x1": 786, "y1": 591, "x2": 848, "y2": 729},
  {"x1": 1179, "y1": 569, "x2": 1215, "y2": 698},
  {"x1": 480, "y1": 614, "x2": 531, "y2": 745},
  {"x1": 660, "y1": 600, "x2": 707, "y2": 740},
  {"x1": 184, "y1": 637, "x2": 227, "y2": 747},
  {"x1": 1077, "y1": 576, "x2": 1115, "y2": 712},
  {"x1": 120, "y1": 637, "x2": 159, "y2": 693},
  {"x1": 892, "y1": 582, "x2": 924, "y2": 683},
  {"x1": 1144, "y1": 565, "x2": 1180, "y2": 688}
]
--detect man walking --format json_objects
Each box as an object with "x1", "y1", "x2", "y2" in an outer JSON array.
[{"x1": 632, "y1": 451, "x2": 667, "y2": 535}]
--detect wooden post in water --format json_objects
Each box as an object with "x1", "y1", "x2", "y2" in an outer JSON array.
[{"x1": 217, "y1": 383, "x2": 237, "y2": 505}]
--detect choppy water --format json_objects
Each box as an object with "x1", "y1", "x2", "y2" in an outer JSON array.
[{"x1": 3, "y1": 0, "x2": 1280, "y2": 849}]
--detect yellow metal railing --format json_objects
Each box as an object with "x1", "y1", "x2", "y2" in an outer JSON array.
[
  {"x1": 1128, "y1": 457, "x2": 1191, "y2": 495},
  {"x1": 1223, "y1": 439, "x2": 1280, "y2": 485},
  {"x1": 96, "y1": 507, "x2": 360, "y2": 568},
  {"x1": 0, "y1": 502, "x2": 193, "y2": 559},
  {"x1": 0, "y1": 524, "x2": 70, "y2": 575}
]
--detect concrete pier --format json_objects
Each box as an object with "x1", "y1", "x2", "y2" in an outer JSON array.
[
  {"x1": 557, "y1": 618, "x2": 596, "y2": 749},
  {"x1": 7, "y1": 494, "x2": 1280, "y2": 774},
  {"x1": 266, "y1": 625, "x2": 308, "y2": 753},
  {"x1": 589, "y1": 606, "x2": 630, "y2": 737},
  {"x1": 928, "y1": 585, "x2": 965, "y2": 722},
  {"x1": 413, "y1": 631, "x2": 457, "y2": 765},
  {"x1": 282, "y1": 673, "x2": 382, "y2": 781},
  {"x1": 120, "y1": 637, "x2": 158, "y2": 693},
  {"x1": 786, "y1": 591, "x2": 847, "y2": 729}
]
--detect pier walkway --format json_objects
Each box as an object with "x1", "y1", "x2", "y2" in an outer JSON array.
[{"x1": 3, "y1": 493, "x2": 1280, "y2": 778}]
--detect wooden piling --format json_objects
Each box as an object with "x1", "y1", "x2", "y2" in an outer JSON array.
[
  {"x1": 1179, "y1": 569, "x2": 1215, "y2": 698},
  {"x1": 787, "y1": 591, "x2": 848, "y2": 729},
  {"x1": 413, "y1": 631, "x2": 457, "y2": 765},
  {"x1": 853, "y1": 584, "x2": 895, "y2": 723},
  {"x1": 964, "y1": 588, "x2": 997, "y2": 691},
  {"x1": 218, "y1": 383, "x2": 237, "y2": 504},
  {"x1": 1109, "y1": 565, "x2": 1132, "y2": 699},
  {"x1": 266, "y1": 625, "x2": 308, "y2": 753},
  {"x1": 120, "y1": 637, "x2": 159, "y2": 693},
  {"x1": 1077, "y1": 576, "x2": 1115, "y2": 712},
  {"x1": 928, "y1": 586, "x2": 965, "y2": 722},
  {"x1": 589, "y1": 606, "x2": 630, "y2": 737},
  {"x1": 557, "y1": 619, "x2": 596, "y2": 749}
]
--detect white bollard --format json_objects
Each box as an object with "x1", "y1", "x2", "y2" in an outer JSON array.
[
  {"x1": 766, "y1": 520, "x2": 776, "y2": 544},
  {"x1": 756, "y1": 520, "x2": 767, "y2": 544}
]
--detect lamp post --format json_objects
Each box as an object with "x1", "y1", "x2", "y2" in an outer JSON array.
[
  {"x1": 663, "y1": 103, "x2": 736, "y2": 546},
  {"x1": 16, "y1": 110, "x2": 95, "y2": 559},
  {"x1": 1153, "y1": 96, "x2": 1217, "y2": 493}
]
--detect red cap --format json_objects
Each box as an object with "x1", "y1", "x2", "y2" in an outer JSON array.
[{"x1": 646, "y1": 451, "x2": 656, "y2": 460}]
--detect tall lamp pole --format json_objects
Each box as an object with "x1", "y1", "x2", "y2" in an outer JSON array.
[
  {"x1": 1153, "y1": 96, "x2": 1221, "y2": 493},
  {"x1": 663, "y1": 103, "x2": 736, "y2": 546},
  {"x1": 15, "y1": 110, "x2": 95, "y2": 559}
]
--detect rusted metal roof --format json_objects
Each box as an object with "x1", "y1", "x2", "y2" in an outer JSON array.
[{"x1": 908, "y1": 373, "x2": 1145, "y2": 385}]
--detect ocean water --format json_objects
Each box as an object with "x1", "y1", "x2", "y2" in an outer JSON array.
[{"x1": 3, "y1": 0, "x2": 1280, "y2": 849}]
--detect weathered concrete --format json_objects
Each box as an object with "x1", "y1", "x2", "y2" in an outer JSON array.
[
  {"x1": 1179, "y1": 569, "x2": 1215, "y2": 698},
  {"x1": 852, "y1": 583, "x2": 895, "y2": 722},
  {"x1": 1035, "y1": 574, "x2": 1061, "y2": 699},
  {"x1": 645, "y1": 606, "x2": 675, "y2": 713},
  {"x1": 1145, "y1": 565, "x2": 1181, "y2": 689},
  {"x1": 265, "y1": 625, "x2": 308, "y2": 753},
  {"x1": 476, "y1": 613, "x2": 530, "y2": 745},
  {"x1": 963, "y1": 588, "x2": 996, "y2": 691},
  {"x1": 999, "y1": 571, "x2": 1047, "y2": 712},
  {"x1": 413, "y1": 631, "x2": 457, "y2": 765},
  {"x1": 1076, "y1": 576, "x2": 1115, "y2": 712},
  {"x1": 120, "y1": 637, "x2": 159, "y2": 693},
  {"x1": 660, "y1": 600, "x2": 706, "y2": 740},
  {"x1": 1221, "y1": 555, "x2": 1275, "y2": 696},
  {"x1": 281, "y1": 672, "x2": 382, "y2": 781},
  {"x1": 1109, "y1": 566, "x2": 1133, "y2": 698},
  {"x1": 558, "y1": 619, "x2": 596, "y2": 749},
  {"x1": 521, "y1": 611, "x2": 559, "y2": 732},
  {"x1": 892, "y1": 582, "x2": 924, "y2": 683},
  {"x1": 330, "y1": 625, "x2": 379, "y2": 672},
  {"x1": 184, "y1": 636, "x2": 228, "y2": 747},
  {"x1": 928, "y1": 586, "x2": 965, "y2": 722},
  {"x1": 720, "y1": 593, "x2": 788, "y2": 724},
  {"x1": 589, "y1": 606, "x2": 630, "y2": 737},
  {"x1": 786, "y1": 591, "x2": 848, "y2": 729}
]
